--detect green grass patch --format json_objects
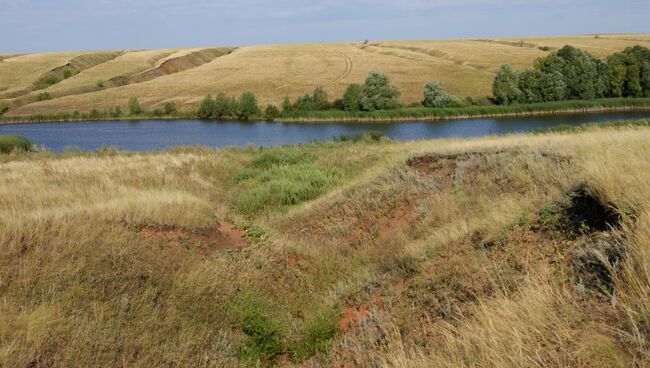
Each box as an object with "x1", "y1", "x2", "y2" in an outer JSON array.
[
  {"x1": 0, "y1": 134, "x2": 32, "y2": 153},
  {"x1": 289, "y1": 307, "x2": 340, "y2": 360},
  {"x1": 534, "y1": 118, "x2": 650, "y2": 134},
  {"x1": 235, "y1": 149, "x2": 341, "y2": 215}
]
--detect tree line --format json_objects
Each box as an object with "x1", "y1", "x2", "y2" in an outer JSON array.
[{"x1": 493, "y1": 45, "x2": 650, "y2": 105}]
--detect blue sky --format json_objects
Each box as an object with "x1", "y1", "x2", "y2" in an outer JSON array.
[{"x1": 1, "y1": 0, "x2": 648, "y2": 53}]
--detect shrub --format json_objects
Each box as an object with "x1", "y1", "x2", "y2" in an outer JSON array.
[
  {"x1": 96, "y1": 80, "x2": 105, "y2": 88},
  {"x1": 237, "y1": 92, "x2": 259, "y2": 120},
  {"x1": 290, "y1": 307, "x2": 340, "y2": 360},
  {"x1": 128, "y1": 96, "x2": 143, "y2": 115},
  {"x1": 214, "y1": 92, "x2": 230, "y2": 119},
  {"x1": 0, "y1": 102, "x2": 8, "y2": 116},
  {"x1": 294, "y1": 94, "x2": 315, "y2": 112},
  {"x1": 0, "y1": 134, "x2": 32, "y2": 153},
  {"x1": 109, "y1": 106, "x2": 122, "y2": 118},
  {"x1": 264, "y1": 104, "x2": 280, "y2": 121},
  {"x1": 422, "y1": 80, "x2": 459, "y2": 107},
  {"x1": 63, "y1": 69, "x2": 73, "y2": 79},
  {"x1": 197, "y1": 95, "x2": 216, "y2": 119},
  {"x1": 360, "y1": 71, "x2": 401, "y2": 111},
  {"x1": 281, "y1": 96, "x2": 293, "y2": 113},
  {"x1": 342, "y1": 83, "x2": 363, "y2": 112},
  {"x1": 312, "y1": 85, "x2": 329, "y2": 110},
  {"x1": 227, "y1": 293, "x2": 285, "y2": 364},
  {"x1": 163, "y1": 101, "x2": 177, "y2": 115},
  {"x1": 36, "y1": 92, "x2": 52, "y2": 101}
]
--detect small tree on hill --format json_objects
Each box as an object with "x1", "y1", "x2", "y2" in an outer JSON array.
[
  {"x1": 312, "y1": 86, "x2": 329, "y2": 110},
  {"x1": 237, "y1": 92, "x2": 259, "y2": 120},
  {"x1": 359, "y1": 72, "x2": 400, "y2": 111},
  {"x1": 492, "y1": 64, "x2": 521, "y2": 105},
  {"x1": 422, "y1": 81, "x2": 459, "y2": 108},
  {"x1": 197, "y1": 95, "x2": 216, "y2": 119},
  {"x1": 214, "y1": 92, "x2": 230, "y2": 119},
  {"x1": 342, "y1": 83, "x2": 362, "y2": 112},
  {"x1": 128, "y1": 96, "x2": 143, "y2": 115},
  {"x1": 281, "y1": 96, "x2": 293, "y2": 113}
]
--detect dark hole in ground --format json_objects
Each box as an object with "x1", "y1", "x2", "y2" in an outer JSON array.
[
  {"x1": 572, "y1": 233, "x2": 626, "y2": 295},
  {"x1": 563, "y1": 184, "x2": 622, "y2": 233}
]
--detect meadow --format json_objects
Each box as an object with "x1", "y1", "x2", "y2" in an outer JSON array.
[
  {"x1": 1, "y1": 121, "x2": 650, "y2": 367},
  {"x1": 1, "y1": 34, "x2": 650, "y2": 117}
]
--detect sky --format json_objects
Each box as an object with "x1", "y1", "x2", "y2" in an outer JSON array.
[{"x1": 1, "y1": 0, "x2": 649, "y2": 53}]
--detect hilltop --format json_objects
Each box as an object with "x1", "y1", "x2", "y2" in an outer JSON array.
[{"x1": 2, "y1": 34, "x2": 650, "y2": 117}]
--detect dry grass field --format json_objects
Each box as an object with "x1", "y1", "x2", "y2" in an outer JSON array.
[
  {"x1": 1, "y1": 34, "x2": 650, "y2": 116},
  {"x1": 1, "y1": 122, "x2": 650, "y2": 366}
]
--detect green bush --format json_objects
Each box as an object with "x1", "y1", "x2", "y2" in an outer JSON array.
[
  {"x1": 228, "y1": 293, "x2": 285, "y2": 364},
  {"x1": 264, "y1": 104, "x2": 280, "y2": 121},
  {"x1": 96, "y1": 80, "x2": 105, "y2": 88},
  {"x1": 422, "y1": 80, "x2": 459, "y2": 107},
  {"x1": 289, "y1": 307, "x2": 340, "y2": 360},
  {"x1": 0, "y1": 102, "x2": 8, "y2": 116},
  {"x1": 63, "y1": 69, "x2": 73, "y2": 79},
  {"x1": 237, "y1": 92, "x2": 259, "y2": 120},
  {"x1": 0, "y1": 135, "x2": 32, "y2": 153},
  {"x1": 163, "y1": 101, "x2": 177, "y2": 115},
  {"x1": 36, "y1": 92, "x2": 52, "y2": 101},
  {"x1": 359, "y1": 71, "x2": 401, "y2": 111},
  {"x1": 128, "y1": 96, "x2": 143, "y2": 115}
]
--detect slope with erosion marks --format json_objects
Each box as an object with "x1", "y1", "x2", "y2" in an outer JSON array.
[{"x1": 4, "y1": 34, "x2": 650, "y2": 116}]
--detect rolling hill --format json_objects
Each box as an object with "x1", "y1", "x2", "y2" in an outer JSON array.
[{"x1": 1, "y1": 34, "x2": 650, "y2": 116}]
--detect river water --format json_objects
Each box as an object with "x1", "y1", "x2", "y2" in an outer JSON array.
[{"x1": 1, "y1": 111, "x2": 649, "y2": 152}]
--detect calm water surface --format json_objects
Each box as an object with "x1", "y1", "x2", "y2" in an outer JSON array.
[{"x1": 1, "y1": 111, "x2": 649, "y2": 152}]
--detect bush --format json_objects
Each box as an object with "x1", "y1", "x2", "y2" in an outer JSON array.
[
  {"x1": 63, "y1": 69, "x2": 73, "y2": 79},
  {"x1": 359, "y1": 71, "x2": 401, "y2": 111},
  {"x1": 289, "y1": 307, "x2": 340, "y2": 360},
  {"x1": 0, "y1": 134, "x2": 32, "y2": 153},
  {"x1": 422, "y1": 80, "x2": 459, "y2": 107},
  {"x1": 197, "y1": 95, "x2": 216, "y2": 119},
  {"x1": 281, "y1": 96, "x2": 293, "y2": 113},
  {"x1": 493, "y1": 64, "x2": 521, "y2": 104},
  {"x1": 96, "y1": 80, "x2": 105, "y2": 88},
  {"x1": 342, "y1": 83, "x2": 363, "y2": 112},
  {"x1": 0, "y1": 102, "x2": 8, "y2": 116},
  {"x1": 36, "y1": 92, "x2": 52, "y2": 101},
  {"x1": 214, "y1": 92, "x2": 230, "y2": 119},
  {"x1": 264, "y1": 104, "x2": 280, "y2": 121},
  {"x1": 294, "y1": 94, "x2": 315, "y2": 112},
  {"x1": 312, "y1": 85, "x2": 329, "y2": 110},
  {"x1": 109, "y1": 106, "x2": 122, "y2": 118},
  {"x1": 163, "y1": 101, "x2": 177, "y2": 115},
  {"x1": 227, "y1": 292, "x2": 285, "y2": 364},
  {"x1": 237, "y1": 92, "x2": 259, "y2": 120},
  {"x1": 128, "y1": 96, "x2": 143, "y2": 115}
]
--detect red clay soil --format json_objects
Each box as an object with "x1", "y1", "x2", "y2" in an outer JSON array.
[
  {"x1": 140, "y1": 218, "x2": 246, "y2": 256},
  {"x1": 339, "y1": 304, "x2": 371, "y2": 331}
]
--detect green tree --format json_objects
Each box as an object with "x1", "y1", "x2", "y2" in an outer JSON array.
[
  {"x1": 228, "y1": 97, "x2": 239, "y2": 117},
  {"x1": 109, "y1": 106, "x2": 122, "y2": 118},
  {"x1": 312, "y1": 86, "x2": 329, "y2": 110},
  {"x1": 535, "y1": 45, "x2": 604, "y2": 100},
  {"x1": 281, "y1": 96, "x2": 292, "y2": 113},
  {"x1": 163, "y1": 101, "x2": 177, "y2": 115},
  {"x1": 128, "y1": 96, "x2": 143, "y2": 116},
  {"x1": 518, "y1": 70, "x2": 543, "y2": 103},
  {"x1": 294, "y1": 94, "x2": 315, "y2": 111},
  {"x1": 214, "y1": 92, "x2": 230, "y2": 119},
  {"x1": 492, "y1": 64, "x2": 521, "y2": 104},
  {"x1": 237, "y1": 92, "x2": 259, "y2": 120},
  {"x1": 197, "y1": 95, "x2": 216, "y2": 119},
  {"x1": 342, "y1": 84, "x2": 362, "y2": 112},
  {"x1": 422, "y1": 80, "x2": 458, "y2": 107},
  {"x1": 264, "y1": 104, "x2": 280, "y2": 121},
  {"x1": 359, "y1": 71, "x2": 400, "y2": 111},
  {"x1": 539, "y1": 71, "x2": 567, "y2": 101}
]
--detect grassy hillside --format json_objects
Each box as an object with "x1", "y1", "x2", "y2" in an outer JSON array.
[
  {"x1": 1, "y1": 122, "x2": 650, "y2": 366},
  {"x1": 1, "y1": 34, "x2": 650, "y2": 117}
]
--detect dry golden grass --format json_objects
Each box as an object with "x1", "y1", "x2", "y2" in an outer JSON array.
[
  {"x1": 2, "y1": 34, "x2": 649, "y2": 116},
  {"x1": 1, "y1": 125, "x2": 650, "y2": 366}
]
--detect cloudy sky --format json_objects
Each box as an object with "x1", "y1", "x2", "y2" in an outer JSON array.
[{"x1": 1, "y1": 0, "x2": 648, "y2": 53}]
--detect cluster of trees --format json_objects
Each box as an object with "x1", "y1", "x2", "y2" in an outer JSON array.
[
  {"x1": 197, "y1": 91, "x2": 259, "y2": 120},
  {"x1": 493, "y1": 45, "x2": 650, "y2": 105}
]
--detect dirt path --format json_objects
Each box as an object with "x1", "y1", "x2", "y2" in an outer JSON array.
[{"x1": 326, "y1": 52, "x2": 352, "y2": 88}]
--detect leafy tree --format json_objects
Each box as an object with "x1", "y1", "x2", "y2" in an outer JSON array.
[
  {"x1": 163, "y1": 101, "x2": 177, "y2": 115},
  {"x1": 214, "y1": 92, "x2": 230, "y2": 119},
  {"x1": 294, "y1": 94, "x2": 315, "y2": 111},
  {"x1": 128, "y1": 96, "x2": 143, "y2": 115},
  {"x1": 109, "y1": 106, "x2": 122, "y2": 118},
  {"x1": 492, "y1": 64, "x2": 521, "y2": 104},
  {"x1": 606, "y1": 46, "x2": 650, "y2": 97},
  {"x1": 342, "y1": 83, "x2": 362, "y2": 112},
  {"x1": 359, "y1": 72, "x2": 400, "y2": 111},
  {"x1": 228, "y1": 97, "x2": 239, "y2": 117},
  {"x1": 312, "y1": 86, "x2": 329, "y2": 110},
  {"x1": 281, "y1": 96, "x2": 292, "y2": 113},
  {"x1": 197, "y1": 95, "x2": 216, "y2": 119},
  {"x1": 237, "y1": 92, "x2": 259, "y2": 120},
  {"x1": 517, "y1": 70, "x2": 543, "y2": 103},
  {"x1": 264, "y1": 104, "x2": 280, "y2": 121},
  {"x1": 538, "y1": 71, "x2": 567, "y2": 101},
  {"x1": 422, "y1": 80, "x2": 458, "y2": 107},
  {"x1": 534, "y1": 45, "x2": 605, "y2": 100}
]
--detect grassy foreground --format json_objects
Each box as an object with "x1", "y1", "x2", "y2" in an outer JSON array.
[{"x1": 2, "y1": 123, "x2": 650, "y2": 366}]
